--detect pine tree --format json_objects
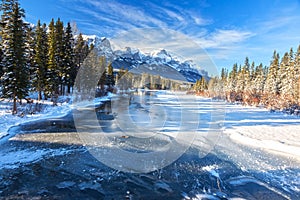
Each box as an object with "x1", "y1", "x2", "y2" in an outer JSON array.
[
  {"x1": 74, "y1": 49, "x2": 105, "y2": 97},
  {"x1": 236, "y1": 64, "x2": 245, "y2": 93},
  {"x1": 106, "y1": 62, "x2": 115, "y2": 87},
  {"x1": 253, "y1": 63, "x2": 265, "y2": 94},
  {"x1": 0, "y1": 1, "x2": 28, "y2": 114},
  {"x1": 98, "y1": 67, "x2": 107, "y2": 90},
  {"x1": 200, "y1": 76, "x2": 208, "y2": 91},
  {"x1": 265, "y1": 51, "x2": 280, "y2": 95},
  {"x1": 25, "y1": 23, "x2": 35, "y2": 93},
  {"x1": 294, "y1": 45, "x2": 300, "y2": 104},
  {"x1": 33, "y1": 20, "x2": 48, "y2": 100},
  {"x1": 54, "y1": 18, "x2": 65, "y2": 95},
  {"x1": 45, "y1": 18, "x2": 58, "y2": 99},
  {"x1": 243, "y1": 57, "x2": 251, "y2": 94},
  {"x1": 0, "y1": 0, "x2": 15, "y2": 79},
  {"x1": 227, "y1": 63, "x2": 238, "y2": 93},
  {"x1": 279, "y1": 52, "x2": 294, "y2": 99},
  {"x1": 64, "y1": 22, "x2": 75, "y2": 94},
  {"x1": 73, "y1": 33, "x2": 89, "y2": 91}
]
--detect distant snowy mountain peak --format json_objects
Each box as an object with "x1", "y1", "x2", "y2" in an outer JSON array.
[
  {"x1": 150, "y1": 49, "x2": 173, "y2": 63},
  {"x1": 82, "y1": 34, "x2": 97, "y2": 44},
  {"x1": 81, "y1": 35, "x2": 208, "y2": 82}
]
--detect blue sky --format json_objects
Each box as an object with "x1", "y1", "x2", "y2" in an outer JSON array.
[{"x1": 20, "y1": 0, "x2": 300, "y2": 74}]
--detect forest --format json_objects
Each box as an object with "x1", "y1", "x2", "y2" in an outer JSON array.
[
  {"x1": 0, "y1": 0, "x2": 189, "y2": 114},
  {"x1": 194, "y1": 48, "x2": 300, "y2": 114},
  {"x1": 0, "y1": 0, "x2": 98, "y2": 114}
]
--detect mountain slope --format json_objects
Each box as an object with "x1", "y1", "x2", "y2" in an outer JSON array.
[{"x1": 88, "y1": 36, "x2": 209, "y2": 83}]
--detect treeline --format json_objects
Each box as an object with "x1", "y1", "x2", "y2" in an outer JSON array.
[
  {"x1": 0, "y1": 0, "x2": 94, "y2": 114},
  {"x1": 195, "y1": 45, "x2": 300, "y2": 113},
  {"x1": 128, "y1": 73, "x2": 186, "y2": 91}
]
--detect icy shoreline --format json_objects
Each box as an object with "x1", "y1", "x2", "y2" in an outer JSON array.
[
  {"x1": 0, "y1": 98, "x2": 72, "y2": 140},
  {"x1": 1, "y1": 93, "x2": 300, "y2": 162},
  {"x1": 221, "y1": 103, "x2": 300, "y2": 162}
]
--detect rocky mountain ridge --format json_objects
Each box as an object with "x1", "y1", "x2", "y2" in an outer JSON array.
[{"x1": 88, "y1": 36, "x2": 209, "y2": 83}]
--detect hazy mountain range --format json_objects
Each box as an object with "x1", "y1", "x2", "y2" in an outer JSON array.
[{"x1": 86, "y1": 35, "x2": 209, "y2": 83}]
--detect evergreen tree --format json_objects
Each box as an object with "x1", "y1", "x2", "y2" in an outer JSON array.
[
  {"x1": 73, "y1": 33, "x2": 89, "y2": 91},
  {"x1": 279, "y1": 52, "x2": 293, "y2": 98},
  {"x1": 0, "y1": 0, "x2": 16, "y2": 78},
  {"x1": 74, "y1": 49, "x2": 105, "y2": 97},
  {"x1": 33, "y1": 20, "x2": 48, "y2": 100},
  {"x1": 98, "y1": 67, "x2": 107, "y2": 90},
  {"x1": 227, "y1": 63, "x2": 238, "y2": 92},
  {"x1": 0, "y1": 1, "x2": 28, "y2": 114},
  {"x1": 294, "y1": 45, "x2": 300, "y2": 103},
  {"x1": 0, "y1": 0, "x2": 16, "y2": 29},
  {"x1": 253, "y1": 63, "x2": 265, "y2": 94},
  {"x1": 25, "y1": 23, "x2": 35, "y2": 92},
  {"x1": 141, "y1": 73, "x2": 151, "y2": 88},
  {"x1": 45, "y1": 18, "x2": 58, "y2": 98},
  {"x1": 265, "y1": 51, "x2": 280, "y2": 95},
  {"x1": 200, "y1": 76, "x2": 208, "y2": 91},
  {"x1": 243, "y1": 57, "x2": 251, "y2": 93},
  {"x1": 236, "y1": 64, "x2": 245, "y2": 93},
  {"x1": 54, "y1": 18, "x2": 65, "y2": 95},
  {"x1": 106, "y1": 62, "x2": 115, "y2": 87},
  {"x1": 64, "y1": 22, "x2": 75, "y2": 94}
]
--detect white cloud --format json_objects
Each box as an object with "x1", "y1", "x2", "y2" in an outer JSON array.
[
  {"x1": 75, "y1": 0, "x2": 167, "y2": 29},
  {"x1": 192, "y1": 29, "x2": 253, "y2": 50}
]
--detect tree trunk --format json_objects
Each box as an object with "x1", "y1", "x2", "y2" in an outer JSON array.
[
  {"x1": 13, "y1": 98, "x2": 17, "y2": 115},
  {"x1": 67, "y1": 85, "x2": 71, "y2": 94},
  {"x1": 38, "y1": 90, "x2": 42, "y2": 101}
]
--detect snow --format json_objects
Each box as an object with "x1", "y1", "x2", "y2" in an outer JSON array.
[
  {"x1": 222, "y1": 103, "x2": 300, "y2": 161},
  {"x1": 0, "y1": 97, "x2": 72, "y2": 139},
  {"x1": 1, "y1": 93, "x2": 299, "y2": 163},
  {"x1": 202, "y1": 165, "x2": 220, "y2": 178},
  {"x1": 0, "y1": 148, "x2": 74, "y2": 169},
  {"x1": 0, "y1": 93, "x2": 117, "y2": 140},
  {"x1": 73, "y1": 92, "x2": 114, "y2": 109}
]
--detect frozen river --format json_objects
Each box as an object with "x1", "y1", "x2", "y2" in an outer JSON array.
[{"x1": 0, "y1": 91, "x2": 299, "y2": 199}]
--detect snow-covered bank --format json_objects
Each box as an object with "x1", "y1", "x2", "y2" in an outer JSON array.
[
  {"x1": 222, "y1": 103, "x2": 300, "y2": 161},
  {"x1": 0, "y1": 97, "x2": 72, "y2": 139},
  {"x1": 0, "y1": 93, "x2": 116, "y2": 140}
]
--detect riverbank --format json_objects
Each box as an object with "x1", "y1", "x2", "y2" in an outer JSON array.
[{"x1": 0, "y1": 97, "x2": 72, "y2": 140}]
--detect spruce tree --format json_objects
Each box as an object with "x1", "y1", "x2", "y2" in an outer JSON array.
[
  {"x1": 279, "y1": 52, "x2": 293, "y2": 99},
  {"x1": 236, "y1": 65, "x2": 244, "y2": 93},
  {"x1": 294, "y1": 45, "x2": 300, "y2": 103},
  {"x1": 55, "y1": 18, "x2": 65, "y2": 95},
  {"x1": 0, "y1": 0, "x2": 15, "y2": 79},
  {"x1": 227, "y1": 63, "x2": 238, "y2": 93},
  {"x1": 265, "y1": 51, "x2": 280, "y2": 96},
  {"x1": 73, "y1": 33, "x2": 89, "y2": 91},
  {"x1": 25, "y1": 23, "x2": 35, "y2": 93},
  {"x1": 0, "y1": 1, "x2": 28, "y2": 114},
  {"x1": 253, "y1": 63, "x2": 265, "y2": 94},
  {"x1": 45, "y1": 18, "x2": 58, "y2": 99},
  {"x1": 106, "y1": 62, "x2": 115, "y2": 87},
  {"x1": 64, "y1": 22, "x2": 75, "y2": 94},
  {"x1": 33, "y1": 20, "x2": 48, "y2": 100},
  {"x1": 243, "y1": 57, "x2": 251, "y2": 94}
]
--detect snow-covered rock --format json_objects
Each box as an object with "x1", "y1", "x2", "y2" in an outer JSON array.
[{"x1": 81, "y1": 35, "x2": 208, "y2": 83}]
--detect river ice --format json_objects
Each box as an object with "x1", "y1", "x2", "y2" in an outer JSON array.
[{"x1": 0, "y1": 91, "x2": 299, "y2": 199}]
